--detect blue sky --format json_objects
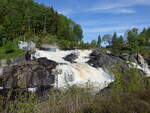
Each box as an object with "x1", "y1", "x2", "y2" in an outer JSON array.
[{"x1": 34, "y1": 0, "x2": 150, "y2": 42}]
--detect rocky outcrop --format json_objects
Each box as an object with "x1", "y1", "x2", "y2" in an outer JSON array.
[
  {"x1": 87, "y1": 49, "x2": 127, "y2": 71},
  {"x1": 63, "y1": 53, "x2": 78, "y2": 63},
  {"x1": 0, "y1": 58, "x2": 58, "y2": 91},
  {"x1": 0, "y1": 55, "x2": 26, "y2": 67},
  {"x1": 87, "y1": 49, "x2": 150, "y2": 77},
  {"x1": 0, "y1": 48, "x2": 149, "y2": 95}
]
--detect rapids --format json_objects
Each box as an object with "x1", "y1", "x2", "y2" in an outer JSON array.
[
  {"x1": 33, "y1": 49, "x2": 114, "y2": 90},
  {"x1": 129, "y1": 54, "x2": 150, "y2": 77}
]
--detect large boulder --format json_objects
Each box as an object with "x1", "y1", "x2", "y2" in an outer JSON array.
[
  {"x1": 87, "y1": 49, "x2": 150, "y2": 77},
  {"x1": 63, "y1": 53, "x2": 78, "y2": 63},
  {"x1": 119, "y1": 53, "x2": 130, "y2": 61},
  {"x1": 87, "y1": 49, "x2": 126, "y2": 70},
  {"x1": 0, "y1": 58, "x2": 58, "y2": 91}
]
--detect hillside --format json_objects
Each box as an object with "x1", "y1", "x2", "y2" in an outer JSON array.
[{"x1": 0, "y1": 0, "x2": 83, "y2": 46}]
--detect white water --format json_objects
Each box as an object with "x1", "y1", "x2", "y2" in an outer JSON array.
[
  {"x1": 33, "y1": 49, "x2": 114, "y2": 91},
  {"x1": 53, "y1": 63, "x2": 113, "y2": 91},
  {"x1": 128, "y1": 54, "x2": 150, "y2": 77},
  {"x1": 138, "y1": 55, "x2": 150, "y2": 77},
  {"x1": 33, "y1": 49, "x2": 92, "y2": 64},
  {"x1": 28, "y1": 88, "x2": 37, "y2": 92},
  {"x1": 136, "y1": 54, "x2": 150, "y2": 77}
]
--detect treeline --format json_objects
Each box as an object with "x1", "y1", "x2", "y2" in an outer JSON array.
[
  {"x1": 0, "y1": 0, "x2": 83, "y2": 46},
  {"x1": 93, "y1": 27, "x2": 150, "y2": 56}
]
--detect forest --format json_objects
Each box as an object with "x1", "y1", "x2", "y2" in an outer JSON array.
[
  {"x1": 0, "y1": 0, "x2": 150, "y2": 59},
  {"x1": 0, "y1": 0, "x2": 83, "y2": 47},
  {"x1": 101, "y1": 28, "x2": 150, "y2": 55}
]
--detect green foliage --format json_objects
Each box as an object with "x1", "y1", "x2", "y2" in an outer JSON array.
[
  {"x1": 126, "y1": 28, "x2": 149, "y2": 53},
  {"x1": 0, "y1": 73, "x2": 150, "y2": 113},
  {"x1": 104, "y1": 27, "x2": 150, "y2": 57},
  {"x1": 0, "y1": 42, "x2": 25, "y2": 59},
  {"x1": 0, "y1": 0, "x2": 83, "y2": 46},
  {"x1": 0, "y1": 95, "x2": 6, "y2": 112},
  {"x1": 97, "y1": 35, "x2": 101, "y2": 47},
  {"x1": 110, "y1": 65, "x2": 145, "y2": 93},
  {"x1": 5, "y1": 89, "x2": 36, "y2": 113},
  {"x1": 90, "y1": 40, "x2": 98, "y2": 48},
  {"x1": 4, "y1": 42, "x2": 16, "y2": 54},
  {"x1": 127, "y1": 28, "x2": 140, "y2": 53},
  {"x1": 111, "y1": 33, "x2": 124, "y2": 56},
  {"x1": 36, "y1": 84, "x2": 150, "y2": 113},
  {"x1": 126, "y1": 69, "x2": 144, "y2": 92}
]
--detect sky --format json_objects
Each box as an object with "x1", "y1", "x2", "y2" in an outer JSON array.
[{"x1": 34, "y1": 0, "x2": 150, "y2": 42}]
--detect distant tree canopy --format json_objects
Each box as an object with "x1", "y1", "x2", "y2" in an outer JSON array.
[
  {"x1": 0, "y1": 0, "x2": 83, "y2": 46},
  {"x1": 111, "y1": 32, "x2": 124, "y2": 55},
  {"x1": 87, "y1": 27, "x2": 150, "y2": 53},
  {"x1": 102, "y1": 34, "x2": 113, "y2": 45}
]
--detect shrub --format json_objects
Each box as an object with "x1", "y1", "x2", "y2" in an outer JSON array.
[
  {"x1": 34, "y1": 86, "x2": 150, "y2": 113},
  {"x1": 6, "y1": 90, "x2": 36, "y2": 113},
  {"x1": 0, "y1": 67, "x2": 150, "y2": 113},
  {"x1": 4, "y1": 42, "x2": 16, "y2": 54}
]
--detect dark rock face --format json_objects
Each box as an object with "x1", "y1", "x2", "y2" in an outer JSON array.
[
  {"x1": 87, "y1": 49, "x2": 125, "y2": 69},
  {"x1": 25, "y1": 50, "x2": 35, "y2": 60},
  {"x1": 63, "y1": 53, "x2": 78, "y2": 63},
  {"x1": 0, "y1": 58, "x2": 58, "y2": 91},
  {"x1": 87, "y1": 49, "x2": 150, "y2": 74},
  {"x1": 0, "y1": 55, "x2": 26, "y2": 66}
]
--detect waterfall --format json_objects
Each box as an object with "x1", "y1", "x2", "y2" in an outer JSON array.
[
  {"x1": 129, "y1": 54, "x2": 150, "y2": 77},
  {"x1": 53, "y1": 63, "x2": 114, "y2": 91},
  {"x1": 137, "y1": 54, "x2": 150, "y2": 77},
  {"x1": 33, "y1": 49, "x2": 114, "y2": 91}
]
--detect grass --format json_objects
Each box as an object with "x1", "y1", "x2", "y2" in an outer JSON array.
[
  {"x1": 0, "y1": 86, "x2": 150, "y2": 113},
  {"x1": 0, "y1": 42, "x2": 25, "y2": 60},
  {"x1": 34, "y1": 69, "x2": 150, "y2": 113},
  {"x1": 34, "y1": 87, "x2": 150, "y2": 113}
]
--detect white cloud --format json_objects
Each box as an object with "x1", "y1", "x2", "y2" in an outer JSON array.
[
  {"x1": 86, "y1": 0, "x2": 150, "y2": 13},
  {"x1": 58, "y1": 9, "x2": 74, "y2": 15},
  {"x1": 94, "y1": 8, "x2": 136, "y2": 14},
  {"x1": 84, "y1": 26, "x2": 129, "y2": 33},
  {"x1": 80, "y1": 18, "x2": 150, "y2": 28},
  {"x1": 54, "y1": 0, "x2": 150, "y2": 15},
  {"x1": 114, "y1": 8, "x2": 136, "y2": 14},
  {"x1": 86, "y1": 3, "x2": 124, "y2": 12},
  {"x1": 84, "y1": 24, "x2": 150, "y2": 33}
]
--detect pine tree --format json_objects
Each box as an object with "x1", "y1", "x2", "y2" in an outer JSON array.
[
  {"x1": 111, "y1": 33, "x2": 124, "y2": 55},
  {"x1": 97, "y1": 35, "x2": 101, "y2": 47}
]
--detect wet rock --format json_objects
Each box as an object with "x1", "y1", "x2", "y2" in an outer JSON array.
[
  {"x1": 87, "y1": 49, "x2": 125, "y2": 68},
  {"x1": 129, "y1": 53, "x2": 139, "y2": 63},
  {"x1": 0, "y1": 55, "x2": 26, "y2": 66},
  {"x1": 63, "y1": 53, "x2": 78, "y2": 63},
  {"x1": 0, "y1": 58, "x2": 58, "y2": 92},
  {"x1": 25, "y1": 50, "x2": 35, "y2": 60},
  {"x1": 87, "y1": 49, "x2": 150, "y2": 76},
  {"x1": 119, "y1": 53, "x2": 130, "y2": 61},
  {"x1": 87, "y1": 49, "x2": 130, "y2": 73}
]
